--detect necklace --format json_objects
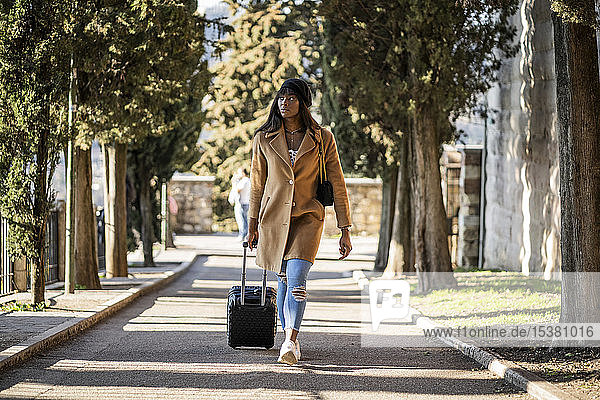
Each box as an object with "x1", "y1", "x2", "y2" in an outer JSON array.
[
  {"x1": 285, "y1": 127, "x2": 303, "y2": 135},
  {"x1": 285, "y1": 127, "x2": 303, "y2": 149}
]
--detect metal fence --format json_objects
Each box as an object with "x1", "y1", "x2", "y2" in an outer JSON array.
[
  {"x1": 1, "y1": 209, "x2": 106, "y2": 293},
  {"x1": 96, "y1": 208, "x2": 105, "y2": 271},
  {"x1": 26, "y1": 210, "x2": 60, "y2": 286},
  {"x1": 1, "y1": 217, "x2": 13, "y2": 296},
  {"x1": 0, "y1": 211, "x2": 60, "y2": 295}
]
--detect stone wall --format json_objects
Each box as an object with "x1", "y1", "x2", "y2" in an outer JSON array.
[
  {"x1": 482, "y1": 0, "x2": 560, "y2": 276},
  {"x1": 169, "y1": 175, "x2": 215, "y2": 234},
  {"x1": 168, "y1": 175, "x2": 382, "y2": 236},
  {"x1": 323, "y1": 178, "x2": 382, "y2": 237}
]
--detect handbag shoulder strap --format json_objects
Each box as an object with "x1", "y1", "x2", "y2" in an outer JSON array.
[{"x1": 318, "y1": 130, "x2": 327, "y2": 182}]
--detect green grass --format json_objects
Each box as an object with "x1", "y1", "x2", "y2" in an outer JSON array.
[
  {"x1": 0, "y1": 301, "x2": 47, "y2": 312},
  {"x1": 410, "y1": 271, "x2": 561, "y2": 327}
]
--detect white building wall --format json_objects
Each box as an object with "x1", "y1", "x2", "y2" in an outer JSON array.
[{"x1": 482, "y1": 0, "x2": 560, "y2": 277}]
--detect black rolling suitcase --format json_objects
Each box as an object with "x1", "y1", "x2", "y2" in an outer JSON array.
[{"x1": 227, "y1": 241, "x2": 277, "y2": 349}]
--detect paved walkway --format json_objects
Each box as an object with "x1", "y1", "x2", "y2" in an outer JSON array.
[
  {"x1": 0, "y1": 234, "x2": 529, "y2": 399},
  {"x1": 172, "y1": 233, "x2": 378, "y2": 261},
  {"x1": 0, "y1": 250, "x2": 197, "y2": 362}
]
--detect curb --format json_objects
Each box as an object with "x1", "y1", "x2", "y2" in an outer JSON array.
[
  {"x1": 413, "y1": 314, "x2": 578, "y2": 400},
  {"x1": 0, "y1": 255, "x2": 199, "y2": 372},
  {"x1": 352, "y1": 270, "x2": 579, "y2": 400}
]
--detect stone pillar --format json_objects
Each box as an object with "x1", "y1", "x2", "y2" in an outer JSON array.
[
  {"x1": 441, "y1": 145, "x2": 463, "y2": 266},
  {"x1": 13, "y1": 257, "x2": 27, "y2": 292},
  {"x1": 457, "y1": 148, "x2": 482, "y2": 268}
]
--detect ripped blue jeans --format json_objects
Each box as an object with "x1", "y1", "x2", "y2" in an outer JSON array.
[{"x1": 277, "y1": 259, "x2": 312, "y2": 331}]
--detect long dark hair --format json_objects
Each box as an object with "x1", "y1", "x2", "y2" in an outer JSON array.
[{"x1": 255, "y1": 86, "x2": 320, "y2": 138}]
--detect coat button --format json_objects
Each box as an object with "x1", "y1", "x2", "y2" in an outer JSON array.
[
  {"x1": 288, "y1": 179, "x2": 293, "y2": 185},
  {"x1": 292, "y1": 202, "x2": 296, "y2": 207}
]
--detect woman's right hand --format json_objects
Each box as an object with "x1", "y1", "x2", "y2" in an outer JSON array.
[{"x1": 247, "y1": 217, "x2": 259, "y2": 250}]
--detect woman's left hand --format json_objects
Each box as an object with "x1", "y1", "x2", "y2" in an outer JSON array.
[{"x1": 339, "y1": 230, "x2": 352, "y2": 260}]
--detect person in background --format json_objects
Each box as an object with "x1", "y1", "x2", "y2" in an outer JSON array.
[
  {"x1": 234, "y1": 168, "x2": 250, "y2": 241},
  {"x1": 228, "y1": 170, "x2": 241, "y2": 236}
]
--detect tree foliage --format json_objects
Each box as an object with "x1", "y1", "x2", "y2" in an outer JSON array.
[
  {"x1": 115, "y1": 0, "x2": 211, "y2": 264},
  {"x1": 0, "y1": 0, "x2": 71, "y2": 302},
  {"x1": 76, "y1": 0, "x2": 208, "y2": 145},
  {"x1": 197, "y1": 0, "x2": 321, "y2": 227},
  {"x1": 320, "y1": 32, "x2": 391, "y2": 178},
  {"x1": 321, "y1": 0, "x2": 518, "y2": 137},
  {"x1": 551, "y1": 0, "x2": 599, "y2": 29},
  {"x1": 70, "y1": 0, "x2": 212, "y2": 272},
  {"x1": 127, "y1": 81, "x2": 209, "y2": 261}
]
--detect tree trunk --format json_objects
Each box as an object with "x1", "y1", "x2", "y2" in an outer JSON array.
[
  {"x1": 374, "y1": 165, "x2": 398, "y2": 271},
  {"x1": 74, "y1": 147, "x2": 101, "y2": 289},
  {"x1": 166, "y1": 211, "x2": 175, "y2": 248},
  {"x1": 138, "y1": 170, "x2": 156, "y2": 267},
  {"x1": 31, "y1": 125, "x2": 49, "y2": 304},
  {"x1": 553, "y1": 10, "x2": 600, "y2": 323},
  {"x1": 385, "y1": 135, "x2": 414, "y2": 276},
  {"x1": 410, "y1": 110, "x2": 456, "y2": 293},
  {"x1": 103, "y1": 142, "x2": 128, "y2": 278},
  {"x1": 65, "y1": 140, "x2": 75, "y2": 293}
]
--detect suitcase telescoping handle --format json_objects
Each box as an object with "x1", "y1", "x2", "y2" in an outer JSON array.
[{"x1": 241, "y1": 241, "x2": 268, "y2": 306}]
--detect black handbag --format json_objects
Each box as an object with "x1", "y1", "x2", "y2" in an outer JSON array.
[{"x1": 316, "y1": 134, "x2": 334, "y2": 206}]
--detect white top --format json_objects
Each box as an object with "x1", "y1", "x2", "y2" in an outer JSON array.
[
  {"x1": 288, "y1": 149, "x2": 298, "y2": 167},
  {"x1": 236, "y1": 176, "x2": 250, "y2": 204}
]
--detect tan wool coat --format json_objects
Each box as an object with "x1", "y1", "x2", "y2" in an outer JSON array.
[{"x1": 249, "y1": 124, "x2": 351, "y2": 272}]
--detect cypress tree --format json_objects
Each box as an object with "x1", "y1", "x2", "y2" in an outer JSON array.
[
  {"x1": 76, "y1": 0, "x2": 210, "y2": 276},
  {"x1": 127, "y1": 80, "x2": 210, "y2": 266},
  {"x1": 551, "y1": 0, "x2": 600, "y2": 323},
  {"x1": 0, "y1": 0, "x2": 71, "y2": 304},
  {"x1": 321, "y1": 17, "x2": 405, "y2": 272},
  {"x1": 321, "y1": 0, "x2": 518, "y2": 291}
]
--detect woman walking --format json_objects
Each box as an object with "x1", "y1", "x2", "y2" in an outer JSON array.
[{"x1": 247, "y1": 78, "x2": 352, "y2": 365}]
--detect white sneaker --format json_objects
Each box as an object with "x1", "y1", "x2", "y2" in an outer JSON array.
[
  {"x1": 295, "y1": 340, "x2": 301, "y2": 361},
  {"x1": 277, "y1": 340, "x2": 298, "y2": 365}
]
